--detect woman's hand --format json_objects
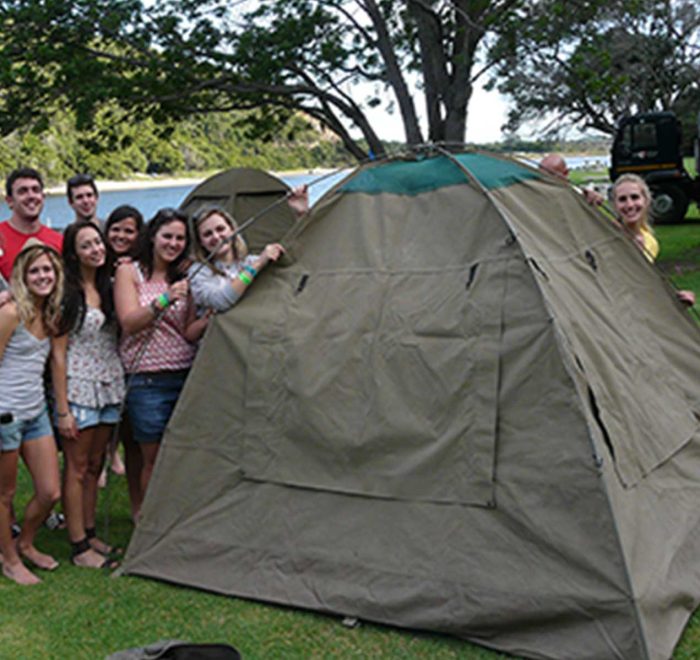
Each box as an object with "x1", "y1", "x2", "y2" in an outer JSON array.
[
  {"x1": 287, "y1": 185, "x2": 309, "y2": 217},
  {"x1": 58, "y1": 412, "x2": 79, "y2": 440},
  {"x1": 167, "y1": 279, "x2": 190, "y2": 305},
  {"x1": 677, "y1": 289, "x2": 696, "y2": 307},
  {"x1": 257, "y1": 243, "x2": 286, "y2": 269}
]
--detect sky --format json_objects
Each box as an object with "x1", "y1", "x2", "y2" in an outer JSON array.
[{"x1": 362, "y1": 81, "x2": 509, "y2": 144}]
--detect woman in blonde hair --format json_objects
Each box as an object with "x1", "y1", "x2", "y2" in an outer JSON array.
[
  {"x1": 611, "y1": 174, "x2": 659, "y2": 260},
  {"x1": 0, "y1": 241, "x2": 63, "y2": 584},
  {"x1": 188, "y1": 186, "x2": 308, "y2": 313},
  {"x1": 612, "y1": 174, "x2": 695, "y2": 306}
]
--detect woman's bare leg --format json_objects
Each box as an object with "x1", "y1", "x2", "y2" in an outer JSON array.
[
  {"x1": 123, "y1": 417, "x2": 143, "y2": 522},
  {"x1": 84, "y1": 424, "x2": 113, "y2": 553},
  {"x1": 139, "y1": 442, "x2": 160, "y2": 500},
  {"x1": 62, "y1": 426, "x2": 109, "y2": 568},
  {"x1": 17, "y1": 435, "x2": 60, "y2": 570},
  {"x1": 0, "y1": 449, "x2": 40, "y2": 584}
]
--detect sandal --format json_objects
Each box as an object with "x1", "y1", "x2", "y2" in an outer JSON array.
[
  {"x1": 44, "y1": 512, "x2": 66, "y2": 530},
  {"x1": 85, "y1": 527, "x2": 123, "y2": 557},
  {"x1": 70, "y1": 538, "x2": 119, "y2": 570}
]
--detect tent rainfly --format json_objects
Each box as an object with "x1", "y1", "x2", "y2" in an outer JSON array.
[{"x1": 124, "y1": 151, "x2": 700, "y2": 660}]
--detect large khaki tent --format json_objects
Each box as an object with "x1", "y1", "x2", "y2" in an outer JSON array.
[
  {"x1": 124, "y1": 151, "x2": 700, "y2": 659},
  {"x1": 180, "y1": 167, "x2": 294, "y2": 253}
]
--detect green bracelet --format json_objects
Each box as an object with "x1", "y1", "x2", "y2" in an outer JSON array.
[
  {"x1": 243, "y1": 264, "x2": 257, "y2": 278},
  {"x1": 157, "y1": 292, "x2": 170, "y2": 308},
  {"x1": 239, "y1": 271, "x2": 253, "y2": 286}
]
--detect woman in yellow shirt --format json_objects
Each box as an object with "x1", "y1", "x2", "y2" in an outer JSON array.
[{"x1": 611, "y1": 174, "x2": 695, "y2": 306}]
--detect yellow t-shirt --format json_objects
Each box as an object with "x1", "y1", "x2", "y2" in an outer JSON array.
[{"x1": 640, "y1": 226, "x2": 659, "y2": 262}]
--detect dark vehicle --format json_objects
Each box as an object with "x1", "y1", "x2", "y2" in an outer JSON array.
[{"x1": 610, "y1": 111, "x2": 700, "y2": 223}]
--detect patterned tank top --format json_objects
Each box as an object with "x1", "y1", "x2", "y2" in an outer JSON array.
[
  {"x1": 67, "y1": 306, "x2": 125, "y2": 408},
  {"x1": 118, "y1": 263, "x2": 196, "y2": 374}
]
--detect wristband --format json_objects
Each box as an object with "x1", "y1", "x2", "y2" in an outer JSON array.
[
  {"x1": 158, "y1": 292, "x2": 171, "y2": 308},
  {"x1": 57, "y1": 411, "x2": 70, "y2": 418},
  {"x1": 243, "y1": 264, "x2": 257, "y2": 278},
  {"x1": 239, "y1": 271, "x2": 253, "y2": 286}
]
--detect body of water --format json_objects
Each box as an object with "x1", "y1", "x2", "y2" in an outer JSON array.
[
  {"x1": 0, "y1": 171, "x2": 347, "y2": 231},
  {"x1": 0, "y1": 154, "x2": 608, "y2": 230}
]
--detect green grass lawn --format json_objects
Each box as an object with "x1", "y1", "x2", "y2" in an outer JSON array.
[
  {"x1": 5, "y1": 198, "x2": 700, "y2": 659},
  {"x1": 655, "y1": 202, "x2": 700, "y2": 301}
]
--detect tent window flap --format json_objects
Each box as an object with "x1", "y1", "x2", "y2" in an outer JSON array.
[{"x1": 241, "y1": 263, "x2": 507, "y2": 506}]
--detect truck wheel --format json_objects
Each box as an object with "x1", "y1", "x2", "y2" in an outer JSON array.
[{"x1": 650, "y1": 184, "x2": 689, "y2": 224}]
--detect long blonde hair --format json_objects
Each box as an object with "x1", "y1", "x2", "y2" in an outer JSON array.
[
  {"x1": 612, "y1": 173, "x2": 653, "y2": 234},
  {"x1": 10, "y1": 243, "x2": 64, "y2": 335},
  {"x1": 191, "y1": 207, "x2": 248, "y2": 276}
]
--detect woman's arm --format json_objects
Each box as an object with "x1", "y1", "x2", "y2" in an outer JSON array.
[
  {"x1": 227, "y1": 244, "x2": 286, "y2": 299},
  {"x1": 115, "y1": 263, "x2": 152, "y2": 335},
  {"x1": 0, "y1": 302, "x2": 20, "y2": 363},
  {"x1": 183, "y1": 294, "x2": 211, "y2": 343},
  {"x1": 115, "y1": 263, "x2": 190, "y2": 335},
  {"x1": 190, "y1": 244, "x2": 286, "y2": 314},
  {"x1": 50, "y1": 333, "x2": 78, "y2": 440},
  {"x1": 189, "y1": 264, "x2": 242, "y2": 312}
]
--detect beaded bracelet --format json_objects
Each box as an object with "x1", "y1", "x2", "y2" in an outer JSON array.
[
  {"x1": 239, "y1": 271, "x2": 253, "y2": 286},
  {"x1": 243, "y1": 264, "x2": 257, "y2": 278}
]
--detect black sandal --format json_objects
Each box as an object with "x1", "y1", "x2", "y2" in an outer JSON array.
[
  {"x1": 70, "y1": 538, "x2": 119, "y2": 569},
  {"x1": 85, "y1": 527, "x2": 123, "y2": 557}
]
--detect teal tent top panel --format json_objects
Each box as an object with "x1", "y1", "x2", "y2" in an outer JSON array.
[{"x1": 338, "y1": 152, "x2": 541, "y2": 196}]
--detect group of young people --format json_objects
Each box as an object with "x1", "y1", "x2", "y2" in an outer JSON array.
[
  {"x1": 0, "y1": 160, "x2": 694, "y2": 587},
  {"x1": 0, "y1": 167, "x2": 308, "y2": 585}
]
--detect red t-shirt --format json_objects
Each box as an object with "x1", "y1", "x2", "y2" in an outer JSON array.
[{"x1": 0, "y1": 221, "x2": 64, "y2": 280}]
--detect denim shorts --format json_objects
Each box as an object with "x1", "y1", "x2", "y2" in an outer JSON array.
[
  {"x1": 0, "y1": 408, "x2": 53, "y2": 452},
  {"x1": 125, "y1": 370, "x2": 188, "y2": 443},
  {"x1": 58, "y1": 403, "x2": 121, "y2": 431}
]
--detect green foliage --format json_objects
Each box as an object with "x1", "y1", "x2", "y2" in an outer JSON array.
[
  {"x1": 490, "y1": 0, "x2": 700, "y2": 137},
  {"x1": 0, "y1": 106, "x2": 346, "y2": 184},
  {"x1": 0, "y1": 0, "x2": 527, "y2": 159}
]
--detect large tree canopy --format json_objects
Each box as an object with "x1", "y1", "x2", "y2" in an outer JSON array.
[
  {"x1": 0, "y1": 0, "x2": 522, "y2": 160},
  {"x1": 490, "y1": 0, "x2": 700, "y2": 136},
  {"x1": 1, "y1": 1, "x2": 697, "y2": 159}
]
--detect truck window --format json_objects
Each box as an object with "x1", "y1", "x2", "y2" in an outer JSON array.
[{"x1": 630, "y1": 123, "x2": 658, "y2": 158}]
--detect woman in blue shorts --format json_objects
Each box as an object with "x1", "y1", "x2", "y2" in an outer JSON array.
[
  {"x1": 51, "y1": 221, "x2": 124, "y2": 568},
  {"x1": 115, "y1": 208, "x2": 207, "y2": 503},
  {"x1": 0, "y1": 241, "x2": 63, "y2": 585}
]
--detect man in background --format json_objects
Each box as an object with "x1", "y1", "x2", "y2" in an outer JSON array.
[
  {"x1": 66, "y1": 173, "x2": 101, "y2": 226},
  {"x1": 538, "y1": 154, "x2": 605, "y2": 206}
]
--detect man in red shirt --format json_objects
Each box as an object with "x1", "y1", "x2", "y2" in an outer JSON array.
[{"x1": 0, "y1": 167, "x2": 63, "y2": 282}]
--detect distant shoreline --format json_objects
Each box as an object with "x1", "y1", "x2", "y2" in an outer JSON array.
[
  {"x1": 46, "y1": 176, "x2": 204, "y2": 196},
  {"x1": 44, "y1": 168, "x2": 334, "y2": 196}
]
